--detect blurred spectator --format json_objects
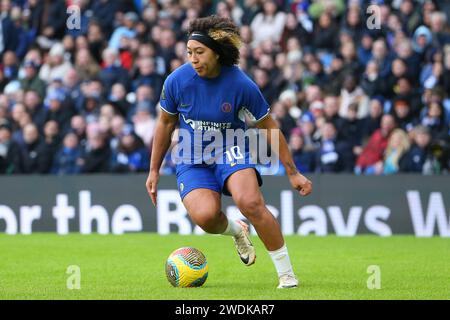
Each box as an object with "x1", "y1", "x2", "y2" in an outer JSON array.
[
  {"x1": 340, "y1": 39, "x2": 362, "y2": 76},
  {"x1": 132, "y1": 57, "x2": 163, "y2": 95},
  {"x1": 0, "y1": 5, "x2": 19, "y2": 56},
  {"x1": 339, "y1": 74, "x2": 369, "y2": 119},
  {"x1": 398, "y1": 0, "x2": 421, "y2": 35},
  {"x1": 99, "y1": 47, "x2": 130, "y2": 94},
  {"x1": 39, "y1": 43, "x2": 72, "y2": 83},
  {"x1": 289, "y1": 127, "x2": 315, "y2": 173},
  {"x1": 41, "y1": 119, "x2": 60, "y2": 172},
  {"x1": 74, "y1": 47, "x2": 101, "y2": 82},
  {"x1": 355, "y1": 114, "x2": 397, "y2": 175},
  {"x1": 45, "y1": 90, "x2": 75, "y2": 133},
  {"x1": 2, "y1": 51, "x2": 19, "y2": 81},
  {"x1": 429, "y1": 11, "x2": 450, "y2": 48},
  {"x1": 393, "y1": 77, "x2": 422, "y2": 118},
  {"x1": 382, "y1": 128, "x2": 411, "y2": 175},
  {"x1": 271, "y1": 100, "x2": 295, "y2": 139},
  {"x1": 297, "y1": 112, "x2": 318, "y2": 152},
  {"x1": 87, "y1": 21, "x2": 106, "y2": 64},
  {"x1": 312, "y1": 12, "x2": 337, "y2": 53},
  {"x1": 108, "y1": 11, "x2": 138, "y2": 50},
  {"x1": 340, "y1": 102, "x2": 365, "y2": 154},
  {"x1": 412, "y1": 26, "x2": 434, "y2": 63},
  {"x1": 20, "y1": 60, "x2": 46, "y2": 98},
  {"x1": 156, "y1": 28, "x2": 177, "y2": 74},
  {"x1": 357, "y1": 33, "x2": 374, "y2": 67},
  {"x1": 360, "y1": 60, "x2": 384, "y2": 97},
  {"x1": 18, "y1": 122, "x2": 50, "y2": 173},
  {"x1": 70, "y1": 115, "x2": 87, "y2": 148},
  {"x1": 78, "y1": 78, "x2": 104, "y2": 121},
  {"x1": 391, "y1": 99, "x2": 417, "y2": 133},
  {"x1": 315, "y1": 121, "x2": 352, "y2": 173},
  {"x1": 79, "y1": 129, "x2": 110, "y2": 173},
  {"x1": 132, "y1": 101, "x2": 156, "y2": 148},
  {"x1": 90, "y1": 0, "x2": 119, "y2": 39},
  {"x1": 399, "y1": 125, "x2": 434, "y2": 173},
  {"x1": 111, "y1": 126, "x2": 149, "y2": 173},
  {"x1": 420, "y1": 101, "x2": 448, "y2": 139},
  {"x1": 24, "y1": 89, "x2": 47, "y2": 129},
  {"x1": 32, "y1": 0, "x2": 67, "y2": 42},
  {"x1": 341, "y1": 6, "x2": 365, "y2": 44},
  {"x1": 51, "y1": 131, "x2": 82, "y2": 175},
  {"x1": 371, "y1": 38, "x2": 392, "y2": 78},
  {"x1": 108, "y1": 82, "x2": 131, "y2": 118},
  {"x1": 61, "y1": 66, "x2": 80, "y2": 90},
  {"x1": 0, "y1": 121, "x2": 21, "y2": 174},
  {"x1": 241, "y1": 0, "x2": 260, "y2": 26},
  {"x1": 250, "y1": 0, "x2": 286, "y2": 47},
  {"x1": 323, "y1": 95, "x2": 344, "y2": 133},
  {"x1": 129, "y1": 84, "x2": 156, "y2": 119},
  {"x1": 280, "y1": 12, "x2": 311, "y2": 51},
  {"x1": 109, "y1": 114, "x2": 126, "y2": 151},
  {"x1": 253, "y1": 67, "x2": 278, "y2": 105},
  {"x1": 324, "y1": 54, "x2": 345, "y2": 95}
]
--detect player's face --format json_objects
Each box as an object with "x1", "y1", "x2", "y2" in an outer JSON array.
[{"x1": 187, "y1": 40, "x2": 220, "y2": 78}]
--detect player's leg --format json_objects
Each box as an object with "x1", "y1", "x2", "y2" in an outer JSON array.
[
  {"x1": 177, "y1": 165, "x2": 243, "y2": 236},
  {"x1": 225, "y1": 168, "x2": 298, "y2": 288},
  {"x1": 182, "y1": 188, "x2": 227, "y2": 234},
  {"x1": 225, "y1": 168, "x2": 283, "y2": 250},
  {"x1": 182, "y1": 187, "x2": 250, "y2": 239}
]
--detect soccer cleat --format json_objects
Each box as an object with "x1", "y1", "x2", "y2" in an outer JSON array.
[
  {"x1": 233, "y1": 220, "x2": 256, "y2": 266},
  {"x1": 277, "y1": 274, "x2": 299, "y2": 289}
]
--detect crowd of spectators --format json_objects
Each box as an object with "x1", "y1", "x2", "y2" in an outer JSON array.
[{"x1": 0, "y1": 0, "x2": 449, "y2": 176}]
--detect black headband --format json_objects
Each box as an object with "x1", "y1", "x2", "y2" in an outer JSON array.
[{"x1": 188, "y1": 32, "x2": 222, "y2": 55}]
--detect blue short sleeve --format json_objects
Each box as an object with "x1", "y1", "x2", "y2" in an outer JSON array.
[
  {"x1": 159, "y1": 76, "x2": 178, "y2": 115},
  {"x1": 242, "y1": 80, "x2": 270, "y2": 122}
]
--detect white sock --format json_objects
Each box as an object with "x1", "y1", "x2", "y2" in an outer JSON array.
[
  {"x1": 268, "y1": 244, "x2": 294, "y2": 277},
  {"x1": 221, "y1": 218, "x2": 242, "y2": 237}
]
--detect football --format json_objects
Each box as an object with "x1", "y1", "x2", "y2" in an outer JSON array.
[{"x1": 165, "y1": 247, "x2": 209, "y2": 288}]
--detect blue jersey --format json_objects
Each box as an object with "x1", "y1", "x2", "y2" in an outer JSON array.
[{"x1": 160, "y1": 63, "x2": 270, "y2": 165}]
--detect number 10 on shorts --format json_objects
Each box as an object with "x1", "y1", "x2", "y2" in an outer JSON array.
[{"x1": 225, "y1": 146, "x2": 244, "y2": 165}]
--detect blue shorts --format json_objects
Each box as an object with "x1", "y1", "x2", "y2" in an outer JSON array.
[{"x1": 176, "y1": 163, "x2": 263, "y2": 200}]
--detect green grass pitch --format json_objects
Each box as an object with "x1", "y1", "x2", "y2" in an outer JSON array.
[{"x1": 0, "y1": 234, "x2": 449, "y2": 300}]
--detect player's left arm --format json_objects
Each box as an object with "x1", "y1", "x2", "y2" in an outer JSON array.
[{"x1": 256, "y1": 115, "x2": 313, "y2": 196}]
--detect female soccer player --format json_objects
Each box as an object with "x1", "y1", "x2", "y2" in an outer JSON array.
[{"x1": 146, "y1": 16, "x2": 312, "y2": 288}]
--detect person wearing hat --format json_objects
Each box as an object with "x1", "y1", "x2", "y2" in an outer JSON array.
[
  {"x1": 45, "y1": 90, "x2": 74, "y2": 132},
  {"x1": 146, "y1": 16, "x2": 312, "y2": 289},
  {"x1": 39, "y1": 43, "x2": 73, "y2": 84},
  {"x1": 20, "y1": 60, "x2": 46, "y2": 99}
]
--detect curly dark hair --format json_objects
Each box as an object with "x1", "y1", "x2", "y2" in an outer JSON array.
[{"x1": 188, "y1": 15, "x2": 242, "y2": 66}]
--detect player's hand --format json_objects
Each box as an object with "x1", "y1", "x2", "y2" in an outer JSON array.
[
  {"x1": 145, "y1": 171, "x2": 159, "y2": 206},
  {"x1": 289, "y1": 172, "x2": 312, "y2": 196}
]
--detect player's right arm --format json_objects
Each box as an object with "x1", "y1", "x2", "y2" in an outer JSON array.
[{"x1": 146, "y1": 110, "x2": 178, "y2": 206}]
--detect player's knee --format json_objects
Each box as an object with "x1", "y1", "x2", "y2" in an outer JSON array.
[
  {"x1": 235, "y1": 195, "x2": 265, "y2": 219},
  {"x1": 190, "y1": 208, "x2": 223, "y2": 234}
]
